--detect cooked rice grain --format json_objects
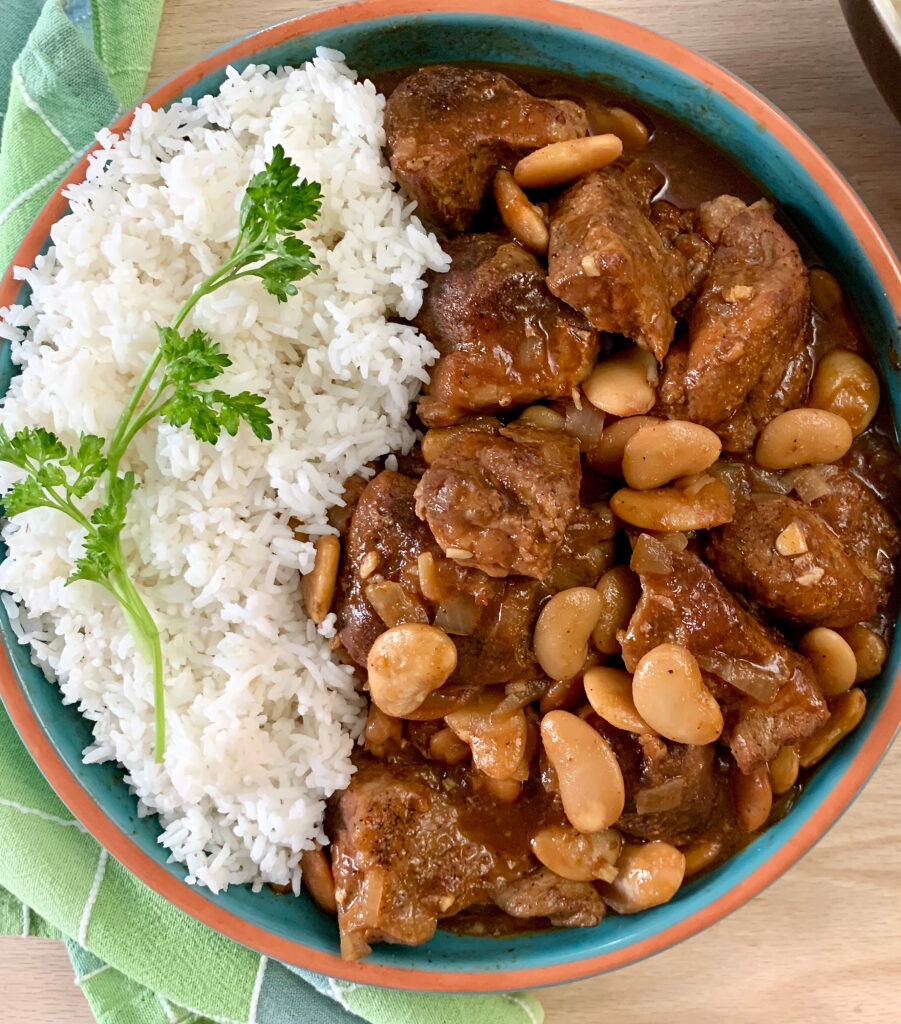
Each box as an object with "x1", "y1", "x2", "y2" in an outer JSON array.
[{"x1": 0, "y1": 51, "x2": 449, "y2": 891}]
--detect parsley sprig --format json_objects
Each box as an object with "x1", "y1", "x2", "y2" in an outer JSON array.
[{"x1": 0, "y1": 146, "x2": 322, "y2": 761}]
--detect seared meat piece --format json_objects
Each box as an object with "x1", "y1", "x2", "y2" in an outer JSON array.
[
  {"x1": 543, "y1": 503, "x2": 617, "y2": 590},
  {"x1": 649, "y1": 200, "x2": 713, "y2": 309},
  {"x1": 610, "y1": 732, "x2": 718, "y2": 845},
  {"x1": 416, "y1": 235, "x2": 599, "y2": 427},
  {"x1": 697, "y1": 194, "x2": 751, "y2": 244},
  {"x1": 451, "y1": 578, "x2": 543, "y2": 688},
  {"x1": 546, "y1": 167, "x2": 691, "y2": 359},
  {"x1": 810, "y1": 468, "x2": 901, "y2": 601},
  {"x1": 329, "y1": 758, "x2": 526, "y2": 958},
  {"x1": 621, "y1": 548, "x2": 828, "y2": 772},
  {"x1": 335, "y1": 469, "x2": 540, "y2": 683},
  {"x1": 335, "y1": 471, "x2": 434, "y2": 665},
  {"x1": 415, "y1": 424, "x2": 582, "y2": 579},
  {"x1": 706, "y1": 494, "x2": 881, "y2": 628},
  {"x1": 657, "y1": 200, "x2": 811, "y2": 448},
  {"x1": 493, "y1": 868, "x2": 605, "y2": 928},
  {"x1": 329, "y1": 756, "x2": 596, "y2": 958},
  {"x1": 712, "y1": 325, "x2": 813, "y2": 452},
  {"x1": 385, "y1": 66, "x2": 587, "y2": 231},
  {"x1": 707, "y1": 469, "x2": 900, "y2": 626},
  {"x1": 620, "y1": 160, "x2": 667, "y2": 212}
]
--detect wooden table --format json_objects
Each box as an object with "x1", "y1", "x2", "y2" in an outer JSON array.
[{"x1": 3, "y1": 1, "x2": 900, "y2": 1020}]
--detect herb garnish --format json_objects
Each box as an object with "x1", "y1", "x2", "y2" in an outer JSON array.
[{"x1": 0, "y1": 146, "x2": 322, "y2": 761}]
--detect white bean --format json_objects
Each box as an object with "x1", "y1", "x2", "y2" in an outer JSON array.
[
  {"x1": 622, "y1": 419, "x2": 721, "y2": 489},
  {"x1": 540, "y1": 710, "x2": 625, "y2": 832},
  {"x1": 583, "y1": 347, "x2": 658, "y2": 418},
  {"x1": 366, "y1": 623, "x2": 457, "y2": 717},
  {"x1": 534, "y1": 587, "x2": 603, "y2": 680},
  {"x1": 755, "y1": 408, "x2": 853, "y2": 470},
  {"x1": 631, "y1": 643, "x2": 723, "y2": 744}
]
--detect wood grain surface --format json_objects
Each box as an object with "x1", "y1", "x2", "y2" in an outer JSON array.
[{"x1": 3, "y1": 1, "x2": 900, "y2": 1021}]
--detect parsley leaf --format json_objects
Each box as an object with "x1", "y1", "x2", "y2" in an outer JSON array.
[
  {"x1": 158, "y1": 386, "x2": 222, "y2": 443},
  {"x1": 62, "y1": 434, "x2": 108, "y2": 499},
  {"x1": 159, "y1": 386, "x2": 272, "y2": 444},
  {"x1": 3, "y1": 477, "x2": 56, "y2": 518},
  {"x1": 0, "y1": 428, "x2": 107, "y2": 507},
  {"x1": 0, "y1": 426, "x2": 66, "y2": 469},
  {"x1": 240, "y1": 144, "x2": 322, "y2": 239},
  {"x1": 211, "y1": 390, "x2": 272, "y2": 441},
  {"x1": 255, "y1": 236, "x2": 319, "y2": 301},
  {"x1": 158, "y1": 326, "x2": 231, "y2": 384},
  {"x1": 67, "y1": 472, "x2": 136, "y2": 585}
]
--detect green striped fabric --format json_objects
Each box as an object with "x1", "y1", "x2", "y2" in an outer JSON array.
[{"x1": 0, "y1": 4, "x2": 546, "y2": 1022}]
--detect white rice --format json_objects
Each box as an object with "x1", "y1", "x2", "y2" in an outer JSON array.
[{"x1": 0, "y1": 51, "x2": 449, "y2": 892}]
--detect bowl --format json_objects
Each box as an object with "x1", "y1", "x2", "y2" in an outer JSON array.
[
  {"x1": 1, "y1": 0, "x2": 901, "y2": 993},
  {"x1": 840, "y1": 0, "x2": 901, "y2": 122}
]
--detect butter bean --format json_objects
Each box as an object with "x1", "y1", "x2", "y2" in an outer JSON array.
[
  {"x1": 531, "y1": 824, "x2": 622, "y2": 882},
  {"x1": 731, "y1": 763, "x2": 773, "y2": 832},
  {"x1": 301, "y1": 535, "x2": 341, "y2": 624},
  {"x1": 632, "y1": 642, "x2": 723, "y2": 744},
  {"x1": 514, "y1": 134, "x2": 623, "y2": 189},
  {"x1": 366, "y1": 623, "x2": 457, "y2": 717},
  {"x1": 799, "y1": 627, "x2": 858, "y2": 697},
  {"x1": 755, "y1": 408, "x2": 853, "y2": 470},
  {"x1": 540, "y1": 710, "x2": 625, "y2": 832},
  {"x1": 681, "y1": 838, "x2": 722, "y2": 878},
  {"x1": 494, "y1": 169, "x2": 549, "y2": 255},
  {"x1": 534, "y1": 587, "x2": 603, "y2": 680},
  {"x1": 622, "y1": 419, "x2": 721, "y2": 490},
  {"x1": 769, "y1": 745, "x2": 800, "y2": 795},
  {"x1": 837, "y1": 625, "x2": 888, "y2": 683},
  {"x1": 611, "y1": 475, "x2": 734, "y2": 532},
  {"x1": 600, "y1": 841, "x2": 685, "y2": 913},
  {"x1": 799, "y1": 688, "x2": 866, "y2": 767},
  {"x1": 589, "y1": 415, "x2": 662, "y2": 476},
  {"x1": 583, "y1": 347, "x2": 658, "y2": 418},
  {"x1": 592, "y1": 565, "x2": 641, "y2": 655},
  {"x1": 583, "y1": 666, "x2": 655, "y2": 734},
  {"x1": 809, "y1": 349, "x2": 880, "y2": 436}
]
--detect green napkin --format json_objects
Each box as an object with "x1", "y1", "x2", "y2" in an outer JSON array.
[{"x1": 0, "y1": 3, "x2": 546, "y2": 1023}]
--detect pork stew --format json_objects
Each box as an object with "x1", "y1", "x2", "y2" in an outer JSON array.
[{"x1": 304, "y1": 66, "x2": 901, "y2": 960}]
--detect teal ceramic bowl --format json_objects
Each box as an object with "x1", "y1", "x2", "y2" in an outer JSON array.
[{"x1": 1, "y1": 0, "x2": 900, "y2": 992}]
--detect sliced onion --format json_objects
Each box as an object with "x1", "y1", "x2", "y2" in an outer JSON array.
[
  {"x1": 630, "y1": 533, "x2": 673, "y2": 575},
  {"x1": 679, "y1": 472, "x2": 715, "y2": 496},
  {"x1": 495, "y1": 678, "x2": 549, "y2": 715},
  {"x1": 364, "y1": 580, "x2": 428, "y2": 627},
  {"x1": 658, "y1": 531, "x2": 688, "y2": 552},
  {"x1": 564, "y1": 401, "x2": 606, "y2": 449},
  {"x1": 433, "y1": 592, "x2": 480, "y2": 636},
  {"x1": 634, "y1": 778, "x2": 685, "y2": 815},
  {"x1": 786, "y1": 466, "x2": 833, "y2": 504},
  {"x1": 343, "y1": 866, "x2": 386, "y2": 931},
  {"x1": 695, "y1": 649, "x2": 781, "y2": 703}
]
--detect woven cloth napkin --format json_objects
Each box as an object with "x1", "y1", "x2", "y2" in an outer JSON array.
[{"x1": 0, "y1": 3, "x2": 545, "y2": 1022}]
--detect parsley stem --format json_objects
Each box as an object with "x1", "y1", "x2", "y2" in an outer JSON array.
[
  {"x1": 106, "y1": 249, "x2": 250, "y2": 477},
  {"x1": 110, "y1": 557, "x2": 164, "y2": 761}
]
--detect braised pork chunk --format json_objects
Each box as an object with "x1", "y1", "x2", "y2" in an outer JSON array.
[
  {"x1": 416, "y1": 234, "x2": 599, "y2": 427},
  {"x1": 385, "y1": 66, "x2": 587, "y2": 231},
  {"x1": 657, "y1": 201, "x2": 811, "y2": 449},
  {"x1": 547, "y1": 167, "x2": 692, "y2": 359},
  {"x1": 415, "y1": 424, "x2": 582, "y2": 579}
]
